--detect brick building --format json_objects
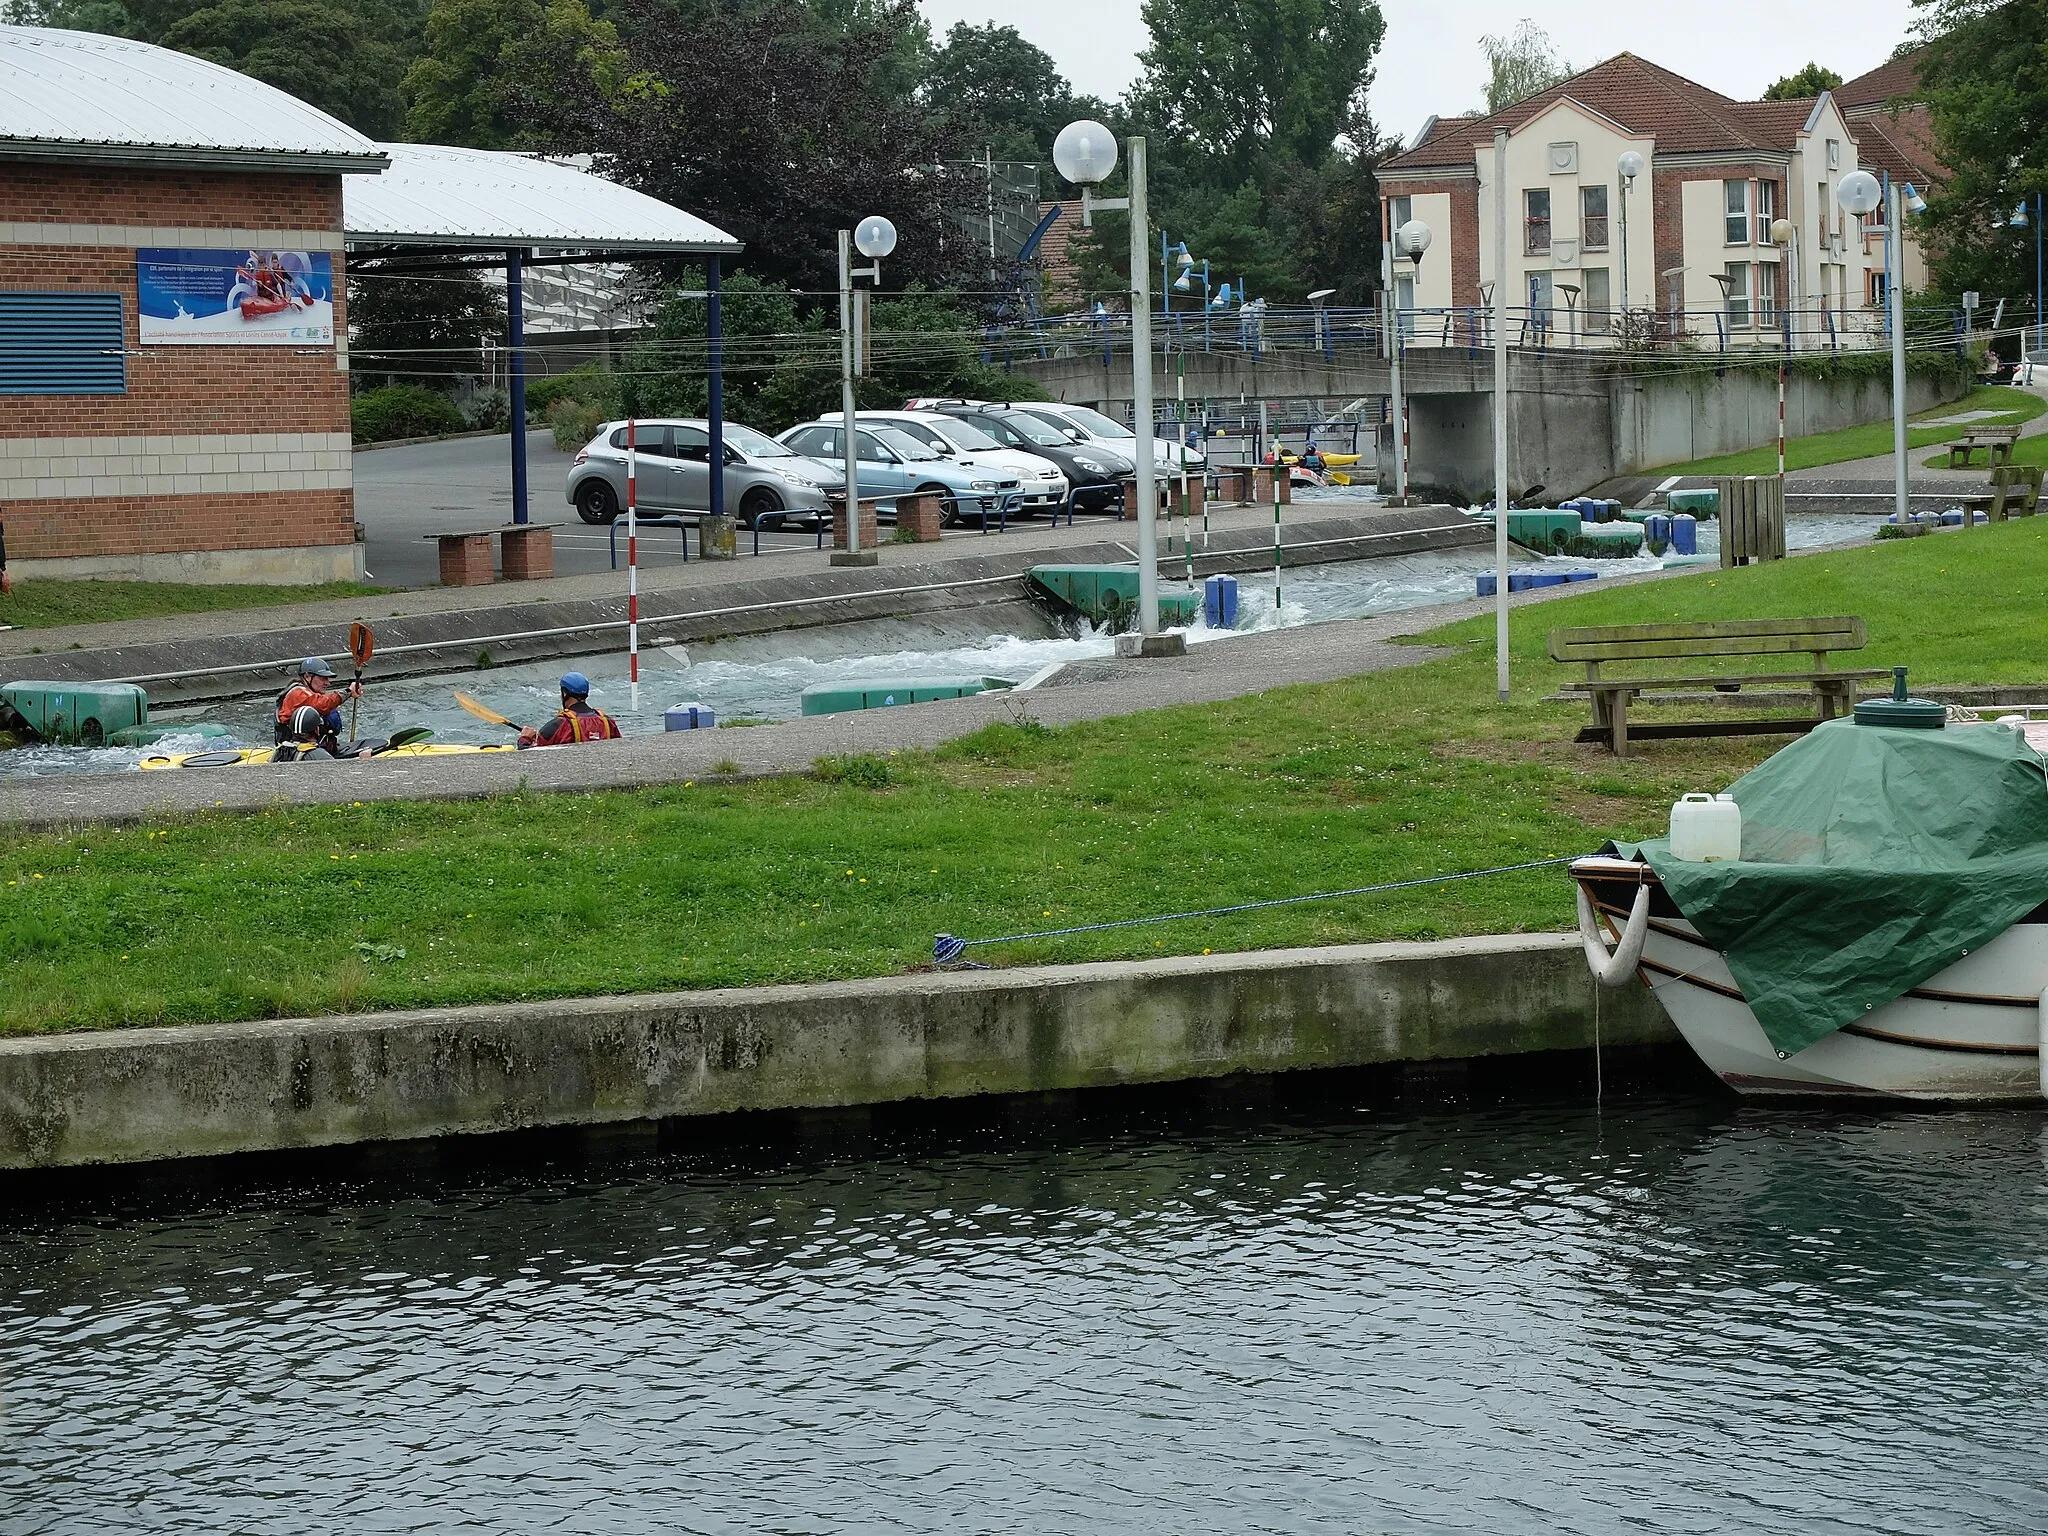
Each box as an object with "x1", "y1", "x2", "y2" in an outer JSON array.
[
  {"x1": 1380, "y1": 52, "x2": 1942, "y2": 353},
  {"x1": 0, "y1": 25, "x2": 387, "y2": 583}
]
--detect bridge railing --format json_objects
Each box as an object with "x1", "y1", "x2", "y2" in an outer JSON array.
[{"x1": 984, "y1": 301, "x2": 1973, "y2": 366}]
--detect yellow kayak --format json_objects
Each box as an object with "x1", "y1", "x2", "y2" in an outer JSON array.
[
  {"x1": 1319, "y1": 451, "x2": 1362, "y2": 468},
  {"x1": 139, "y1": 742, "x2": 518, "y2": 770}
]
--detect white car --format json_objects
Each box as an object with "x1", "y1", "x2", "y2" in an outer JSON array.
[
  {"x1": 907, "y1": 397, "x2": 1207, "y2": 473},
  {"x1": 2019, "y1": 352, "x2": 2048, "y2": 387},
  {"x1": 853, "y1": 410, "x2": 1069, "y2": 514}
]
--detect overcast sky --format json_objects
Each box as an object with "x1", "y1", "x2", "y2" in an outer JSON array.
[{"x1": 917, "y1": 0, "x2": 1924, "y2": 147}]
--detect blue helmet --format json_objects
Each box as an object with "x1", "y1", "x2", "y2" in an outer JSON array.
[
  {"x1": 302, "y1": 657, "x2": 335, "y2": 678},
  {"x1": 560, "y1": 672, "x2": 592, "y2": 698}
]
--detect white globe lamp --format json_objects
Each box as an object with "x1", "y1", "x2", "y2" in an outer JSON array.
[
  {"x1": 1053, "y1": 120, "x2": 1119, "y2": 186},
  {"x1": 854, "y1": 216, "x2": 897, "y2": 260},
  {"x1": 1837, "y1": 170, "x2": 1882, "y2": 216}
]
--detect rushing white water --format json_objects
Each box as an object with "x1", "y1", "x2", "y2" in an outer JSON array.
[{"x1": 2, "y1": 513, "x2": 1885, "y2": 777}]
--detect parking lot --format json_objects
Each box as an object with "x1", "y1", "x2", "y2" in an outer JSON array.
[{"x1": 353, "y1": 433, "x2": 844, "y2": 588}]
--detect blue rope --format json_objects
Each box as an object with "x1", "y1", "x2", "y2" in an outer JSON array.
[{"x1": 932, "y1": 855, "x2": 1577, "y2": 964}]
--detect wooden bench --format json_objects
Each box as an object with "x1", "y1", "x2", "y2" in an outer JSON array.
[
  {"x1": 1548, "y1": 616, "x2": 1887, "y2": 757},
  {"x1": 1945, "y1": 423, "x2": 2022, "y2": 467},
  {"x1": 1990, "y1": 463, "x2": 2045, "y2": 519}
]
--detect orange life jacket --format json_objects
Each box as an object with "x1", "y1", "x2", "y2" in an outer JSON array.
[{"x1": 556, "y1": 704, "x2": 621, "y2": 743}]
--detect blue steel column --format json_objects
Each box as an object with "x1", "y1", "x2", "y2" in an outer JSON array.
[
  {"x1": 508, "y1": 246, "x2": 529, "y2": 525},
  {"x1": 707, "y1": 255, "x2": 724, "y2": 520}
]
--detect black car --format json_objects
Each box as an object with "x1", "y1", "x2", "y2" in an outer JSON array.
[{"x1": 930, "y1": 405, "x2": 1133, "y2": 512}]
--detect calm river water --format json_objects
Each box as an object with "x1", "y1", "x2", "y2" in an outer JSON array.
[{"x1": 4, "y1": 1091, "x2": 2046, "y2": 1533}]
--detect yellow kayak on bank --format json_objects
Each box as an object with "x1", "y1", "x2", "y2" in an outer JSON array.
[{"x1": 139, "y1": 742, "x2": 519, "y2": 770}]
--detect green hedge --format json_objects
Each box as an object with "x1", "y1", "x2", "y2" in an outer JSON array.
[
  {"x1": 549, "y1": 397, "x2": 608, "y2": 452},
  {"x1": 351, "y1": 385, "x2": 466, "y2": 444}
]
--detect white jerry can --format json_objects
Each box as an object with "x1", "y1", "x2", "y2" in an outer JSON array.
[{"x1": 1669, "y1": 793, "x2": 1742, "y2": 862}]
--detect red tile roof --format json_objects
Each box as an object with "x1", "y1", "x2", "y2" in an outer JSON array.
[
  {"x1": 1834, "y1": 45, "x2": 1926, "y2": 111},
  {"x1": 1851, "y1": 106, "x2": 1946, "y2": 186},
  {"x1": 1036, "y1": 200, "x2": 1085, "y2": 310},
  {"x1": 1384, "y1": 52, "x2": 1797, "y2": 173}
]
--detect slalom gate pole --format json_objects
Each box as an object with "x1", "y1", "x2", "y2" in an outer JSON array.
[
  {"x1": 1201, "y1": 398, "x2": 1210, "y2": 551},
  {"x1": 626, "y1": 418, "x2": 639, "y2": 686},
  {"x1": 1180, "y1": 352, "x2": 1193, "y2": 590},
  {"x1": 1272, "y1": 463, "x2": 1282, "y2": 614}
]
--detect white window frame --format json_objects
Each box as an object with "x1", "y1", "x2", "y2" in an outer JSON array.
[
  {"x1": 1725, "y1": 261, "x2": 1752, "y2": 328},
  {"x1": 1725, "y1": 179, "x2": 1752, "y2": 245},
  {"x1": 1584, "y1": 266, "x2": 1612, "y2": 332},
  {"x1": 1755, "y1": 180, "x2": 1776, "y2": 244},
  {"x1": 1758, "y1": 262, "x2": 1779, "y2": 327}
]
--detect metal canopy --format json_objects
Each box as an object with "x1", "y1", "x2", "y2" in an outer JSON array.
[
  {"x1": 345, "y1": 143, "x2": 741, "y2": 256},
  {"x1": 0, "y1": 25, "x2": 386, "y2": 174}
]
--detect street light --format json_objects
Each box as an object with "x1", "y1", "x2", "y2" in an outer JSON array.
[
  {"x1": 2012, "y1": 197, "x2": 2042, "y2": 355},
  {"x1": 1057, "y1": 117, "x2": 1169, "y2": 649},
  {"x1": 1838, "y1": 169, "x2": 1910, "y2": 527},
  {"x1": 1618, "y1": 150, "x2": 1645, "y2": 335},
  {"x1": 1771, "y1": 216, "x2": 1796, "y2": 479},
  {"x1": 1386, "y1": 217, "x2": 1431, "y2": 502},
  {"x1": 834, "y1": 213, "x2": 896, "y2": 567},
  {"x1": 1160, "y1": 236, "x2": 1193, "y2": 315}
]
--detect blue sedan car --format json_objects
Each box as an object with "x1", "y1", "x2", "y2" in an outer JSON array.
[{"x1": 775, "y1": 421, "x2": 1021, "y2": 524}]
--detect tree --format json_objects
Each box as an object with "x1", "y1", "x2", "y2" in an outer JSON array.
[
  {"x1": 159, "y1": 0, "x2": 416, "y2": 136},
  {"x1": 1913, "y1": 0, "x2": 2048, "y2": 303},
  {"x1": 401, "y1": 0, "x2": 542, "y2": 147},
  {"x1": 509, "y1": 0, "x2": 972, "y2": 297},
  {"x1": 1762, "y1": 62, "x2": 1844, "y2": 100},
  {"x1": 1133, "y1": 0, "x2": 1386, "y2": 188},
  {"x1": 1479, "y1": 21, "x2": 1570, "y2": 113},
  {"x1": 923, "y1": 22, "x2": 1075, "y2": 163}
]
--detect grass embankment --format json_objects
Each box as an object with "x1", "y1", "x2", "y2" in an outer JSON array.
[
  {"x1": 1651, "y1": 385, "x2": 2044, "y2": 478},
  {"x1": 7, "y1": 520, "x2": 2048, "y2": 1035},
  {"x1": 0, "y1": 579, "x2": 386, "y2": 633},
  {"x1": 1922, "y1": 431, "x2": 2048, "y2": 471}
]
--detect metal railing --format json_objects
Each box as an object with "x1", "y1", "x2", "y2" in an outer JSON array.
[{"x1": 988, "y1": 299, "x2": 1978, "y2": 363}]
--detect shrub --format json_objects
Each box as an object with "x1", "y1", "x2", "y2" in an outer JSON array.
[
  {"x1": 351, "y1": 385, "x2": 465, "y2": 444},
  {"x1": 548, "y1": 398, "x2": 608, "y2": 453},
  {"x1": 464, "y1": 388, "x2": 511, "y2": 432},
  {"x1": 526, "y1": 365, "x2": 615, "y2": 415},
  {"x1": 812, "y1": 753, "x2": 896, "y2": 788}
]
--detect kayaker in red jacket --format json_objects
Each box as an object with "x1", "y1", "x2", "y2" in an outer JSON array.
[
  {"x1": 275, "y1": 657, "x2": 360, "y2": 749},
  {"x1": 519, "y1": 673, "x2": 621, "y2": 747}
]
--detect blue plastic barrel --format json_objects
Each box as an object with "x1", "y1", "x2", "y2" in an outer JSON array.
[
  {"x1": 1671, "y1": 514, "x2": 1697, "y2": 554},
  {"x1": 1644, "y1": 513, "x2": 1671, "y2": 552},
  {"x1": 665, "y1": 703, "x2": 717, "y2": 731},
  {"x1": 1203, "y1": 573, "x2": 1239, "y2": 629}
]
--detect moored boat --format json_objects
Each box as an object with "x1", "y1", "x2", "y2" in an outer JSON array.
[{"x1": 1572, "y1": 684, "x2": 2048, "y2": 1103}]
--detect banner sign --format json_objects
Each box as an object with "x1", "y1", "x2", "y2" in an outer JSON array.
[{"x1": 136, "y1": 248, "x2": 335, "y2": 346}]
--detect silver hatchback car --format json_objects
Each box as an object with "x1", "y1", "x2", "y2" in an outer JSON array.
[{"x1": 566, "y1": 418, "x2": 844, "y2": 530}]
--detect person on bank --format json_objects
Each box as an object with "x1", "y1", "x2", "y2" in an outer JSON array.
[
  {"x1": 276, "y1": 657, "x2": 360, "y2": 755},
  {"x1": 519, "y1": 672, "x2": 622, "y2": 748}
]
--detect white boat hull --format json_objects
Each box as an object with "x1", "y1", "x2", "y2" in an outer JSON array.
[{"x1": 1573, "y1": 857, "x2": 2044, "y2": 1102}]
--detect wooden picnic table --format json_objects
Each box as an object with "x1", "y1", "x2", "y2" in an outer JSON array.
[{"x1": 1946, "y1": 423, "x2": 2022, "y2": 467}]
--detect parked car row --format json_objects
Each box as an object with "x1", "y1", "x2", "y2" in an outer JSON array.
[{"x1": 563, "y1": 400, "x2": 1183, "y2": 528}]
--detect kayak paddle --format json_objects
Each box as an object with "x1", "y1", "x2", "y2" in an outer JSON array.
[
  {"x1": 453, "y1": 690, "x2": 525, "y2": 733},
  {"x1": 347, "y1": 620, "x2": 375, "y2": 739}
]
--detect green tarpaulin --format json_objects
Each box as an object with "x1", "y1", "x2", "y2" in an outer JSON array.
[{"x1": 1612, "y1": 719, "x2": 2048, "y2": 1056}]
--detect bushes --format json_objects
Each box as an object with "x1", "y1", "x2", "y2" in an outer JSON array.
[
  {"x1": 548, "y1": 397, "x2": 608, "y2": 452},
  {"x1": 526, "y1": 365, "x2": 617, "y2": 416},
  {"x1": 350, "y1": 386, "x2": 465, "y2": 444}
]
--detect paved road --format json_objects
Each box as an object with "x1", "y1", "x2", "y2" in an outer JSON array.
[{"x1": 351, "y1": 434, "x2": 831, "y2": 587}]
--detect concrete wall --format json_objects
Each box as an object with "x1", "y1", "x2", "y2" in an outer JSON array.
[{"x1": 0, "y1": 935, "x2": 1678, "y2": 1169}]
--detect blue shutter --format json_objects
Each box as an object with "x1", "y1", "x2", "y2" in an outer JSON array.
[{"x1": 0, "y1": 292, "x2": 127, "y2": 395}]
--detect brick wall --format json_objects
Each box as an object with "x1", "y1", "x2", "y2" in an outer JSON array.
[
  {"x1": 1388, "y1": 177, "x2": 1482, "y2": 306},
  {"x1": 0, "y1": 163, "x2": 352, "y2": 566}
]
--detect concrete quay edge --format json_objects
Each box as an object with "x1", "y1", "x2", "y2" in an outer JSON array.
[{"x1": 0, "y1": 933, "x2": 1675, "y2": 1169}]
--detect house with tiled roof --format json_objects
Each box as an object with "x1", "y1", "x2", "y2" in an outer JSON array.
[{"x1": 1380, "y1": 51, "x2": 1934, "y2": 351}]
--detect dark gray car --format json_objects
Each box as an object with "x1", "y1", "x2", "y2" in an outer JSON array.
[{"x1": 566, "y1": 419, "x2": 843, "y2": 529}]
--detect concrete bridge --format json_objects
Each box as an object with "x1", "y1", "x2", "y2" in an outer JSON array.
[{"x1": 1007, "y1": 347, "x2": 1962, "y2": 502}]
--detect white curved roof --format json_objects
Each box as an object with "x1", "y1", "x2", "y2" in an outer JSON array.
[
  {"x1": 0, "y1": 26, "x2": 386, "y2": 171},
  {"x1": 346, "y1": 142, "x2": 741, "y2": 254}
]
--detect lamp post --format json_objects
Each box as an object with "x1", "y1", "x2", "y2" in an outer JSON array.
[
  {"x1": 1617, "y1": 150, "x2": 1644, "y2": 341},
  {"x1": 1837, "y1": 169, "x2": 1910, "y2": 527},
  {"x1": 2012, "y1": 196, "x2": 2042, "y2": 356},
  {"x1": 1057, "y1": 118, "x2": 1168, "y2": 647},
  {"x1": 1771, "y1": 217, "x2": 1795, "y2": 481},
  {"x1": 1174, "y1": 257, "x2": 1213, "y2": 349},
  {"x1": 1161, "y1": 236, "x2": 1192, "y2": 317},
  {"x1": 835, "y1": 214, "x2": 895, "y2": 568},
  {"x1": 1386, "y1": 218, "x2": 1431, "y2": 502}
]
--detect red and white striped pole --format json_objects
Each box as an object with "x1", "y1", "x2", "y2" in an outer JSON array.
[
  {"x1": 626, "y1": 417, "x2": 639, "y2": 686},
  {"x1": 1777, "y1": 356, "x2": 1787, "y2": 481}
]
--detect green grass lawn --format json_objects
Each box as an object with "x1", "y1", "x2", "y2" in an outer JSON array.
[
  {"x1": 1922, "y1": 431, "x2": 2048, "y2": 472},
  {"x1": 0, "y1": 579, "x2": 385, "y2": 632},
  {"x1": 1652, "y1": 385, "x2": 2044, "y2": 478},
  {"x1": 6, "y1": 519, "x2": 2047, "y2": 1036}
]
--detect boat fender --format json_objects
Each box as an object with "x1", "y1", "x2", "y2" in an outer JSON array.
[
  {"x1": 2038, "y1": 989, "x2": 2048, "y2": 1103},
  {"x1": 1577, "y1": 881, "x2": 1651, "y2": 988}
]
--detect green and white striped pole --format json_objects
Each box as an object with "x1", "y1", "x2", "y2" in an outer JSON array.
[{"x1": 1180, "y1": 351, "x2": 1194, "y2": 590}]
